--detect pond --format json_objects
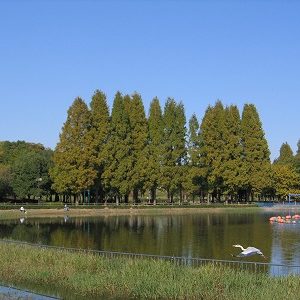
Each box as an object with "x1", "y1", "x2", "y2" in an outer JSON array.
[{"x1": 1, "y1": 209, "x2": 300, "y2": 275}]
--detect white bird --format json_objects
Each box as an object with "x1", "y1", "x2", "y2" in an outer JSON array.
[{"x1": 232, "y1": 244, "x2": 266, "y2": 259}]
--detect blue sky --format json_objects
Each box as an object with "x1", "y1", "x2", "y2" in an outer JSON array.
[{"x1": 1, "y1": 1, "x2": 299, "y2": 161}]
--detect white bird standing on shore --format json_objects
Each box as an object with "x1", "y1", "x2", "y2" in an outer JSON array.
[{"x1": 232, "y1": 245, "x2": 266, "y2": 259}]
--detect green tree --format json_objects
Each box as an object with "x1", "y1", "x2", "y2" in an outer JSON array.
[
  {"x1": 183, "y1": 114, "x2": 205, "y2": 201},
  {"x1": 174, "y1": 102, "x2": 187, "y2": 203},
  {"x1": 187, "y1": 114, "x2": 201, "y2": 166},
  {"x1": 294, "y1": 140, "x2": 300, "y2": 174},
  {"x1": 147, "y1": 97, "x2": 164, "y2": 204},
  {"x1": 89, "y1": 90, "x2": 110, "y2": 203},
  {"x1": 127, "y1": 93, "x2": 149, "y2": 203},
  {"x1": 271, "y1": 164, "x2": 300, "y2": 200},
  {"x1": 0, "y1": 141, "x2": 45, "y2": 165},
  {"x1": 102, "y1": 92, "x2": 133, "y2": 203},
  {"x1": 240, "y1": 104, "x2": 271, "y2": 200},
  {"x1": 198, "y1": 106, "x2": 213, "y2": 202},
  {"x1": 222, "y1": 105, "x2": 244, "y2": 200},
  {"x1": 12, "y1": 150, "x2": 51, "y2": 200},
  {"x1": 199, "y1": 101, "x2": 226, "y2": 202},
  {"x1": 0, "y1": 141, "x2": 53, "y2": 200},
  {"x1": 0, "y1": 164, "x2": 12, "y2": 199},
  {"x1": 50, "y1": 98, "x2": 96, "y2": 202},
  {"x1": 36, "y1": 149, "x2": 54, "y2": 199},
  {"x1": 161, "y1": 98, "x2": 187, "y2": 203},
  {"x1": 274, "y1": 142, "x2": 295, "y2": 166}
]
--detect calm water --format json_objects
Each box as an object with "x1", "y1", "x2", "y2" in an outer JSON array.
[{"x1": 1, "y1": 209, "x2": 300, "y2": 267}]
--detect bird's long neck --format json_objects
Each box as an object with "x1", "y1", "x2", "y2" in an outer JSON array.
[{"x1": 236, "y1": 245, "x2": 246, "y2": 251}]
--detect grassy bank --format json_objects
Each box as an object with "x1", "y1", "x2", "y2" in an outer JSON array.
[{"x1": 0, "y1": 243, "x2": 299, "y2": 299}]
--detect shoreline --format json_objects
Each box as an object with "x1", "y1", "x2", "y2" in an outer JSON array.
[
  {"x1": 0, "y1": 206, "x2": 261, "y2": 220},
  {"x1": 0, "y1": 205, "x2": 299, "y2": 220}
]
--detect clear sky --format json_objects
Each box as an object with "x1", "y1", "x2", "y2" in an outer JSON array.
[{"x1": 1, "y1": 1, "x2": 300, "y2": 161}]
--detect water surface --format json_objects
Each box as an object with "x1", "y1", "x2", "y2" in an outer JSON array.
[{"x1": 1, "y1": 209, "x2": 300, "y2": 268}]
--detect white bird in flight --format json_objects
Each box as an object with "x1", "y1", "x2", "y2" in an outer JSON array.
[{"x1": 232, "y1": 244, "x2": 266, "y2": 259}]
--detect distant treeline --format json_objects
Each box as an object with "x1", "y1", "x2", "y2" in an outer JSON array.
[{"x1": 1, "y1": 90, "x2": 300, "y2": 203}]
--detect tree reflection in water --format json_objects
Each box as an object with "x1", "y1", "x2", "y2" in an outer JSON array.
[{"x1": 0, "y1": 210, "x2": 300, "y2": 268}]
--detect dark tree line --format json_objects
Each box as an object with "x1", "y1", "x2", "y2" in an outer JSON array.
[{"x1": 1, "y1": 90, "x2": 300, "y2": 203}]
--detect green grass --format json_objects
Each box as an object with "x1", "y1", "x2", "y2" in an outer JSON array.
[{"x1": 0, "y1": 243, "x2": 299, "y2": 299}]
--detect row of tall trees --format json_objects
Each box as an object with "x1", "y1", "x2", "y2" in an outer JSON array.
[
  {"x1": 50, "y1": 91, "x2": 187, "y2": 203},
  {"x1": 1, "y1": 90, "x2": 300, "y2": 203},
  {"x1": 193, "y1": 102, "x2": 272, "y2": 201},
  {"x1": 50, "y1": 90, "x2": 300, "y2": 204}
]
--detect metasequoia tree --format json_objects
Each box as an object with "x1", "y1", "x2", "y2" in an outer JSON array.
[
  {"x1": 147, "y1": 97, "x2": 164, "y2": 204},
  {"x1": 240, "y1": 104, "x2": 271, "y2": 200},
  {"x1": 271, "y1": 164, "x2": 300, "y2": 199},
  {"x1": 187, "y1": 114, "x2": 201, "y2": 166},
  {"x1": 199, "y1": 101, "x2": 226, "y2": 201},
  {"x1": 89, "y1": 90, "x2": 110, "y2": 203},
  {"x1": 50, "y1": 98, "x2": 96, "y2": 202},
  {"x1": 222, "y1": 105, "x2": 244, "y2": 200},
  {"x1": 175, "y1": 102, "x2": 187, "y2": 202},
  {"x1": 274, "y1": 142, "x2": 295, "y2": 166},
  {"x1": 183, "y1": 113, "x2": 205, "y2": 201},
  {"x1": 272, "y1": 142, "x2": 299, "y2": 199},
  {"x1": 102, "y1": 92, "x2": 132, "y2": 203},
  {"x1": 161, "y1": 98, "x2": 186, "y2": 203},
  {"x1": 294, "y1": 140, "x2": 300, "y2": 175},
  {"x1": 127, "y1": 93, "x2": 149, "y2": 203}
]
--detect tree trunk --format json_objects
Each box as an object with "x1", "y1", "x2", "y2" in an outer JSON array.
[
  {"x1": 170, "y1": 193, "x2": 174, "y2": 204},
  {"x1": 179, "y1": 186, "x2": 183, "y2": 204},
  {"x1": 124, "y1": 194, "x2": 129, "y2": 204},
  {"x1": 99, "y1": 183, "x2": 105, "y2": 203},
  {"x1": 95, "y1": 188, "x2": 99, "y2": 204},
  {"x1": 133, "y1": 188, "x2": 139, "y2": 203},
  {"x1": 151, "y1": 186, "x2": 157, "y2": 205}
]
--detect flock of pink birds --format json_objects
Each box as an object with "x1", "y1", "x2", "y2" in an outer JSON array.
[{"x1": 269, "y1": 214, "x2": 300, "y2": 224}]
